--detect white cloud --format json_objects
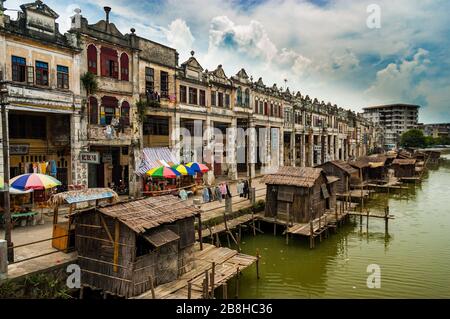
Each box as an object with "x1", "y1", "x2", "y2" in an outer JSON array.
[
  {"x1": 365, "y1": 48, "x2": 430, "y2": 102},
  {"x1": 163, "y1": 19, "x2": 195, "y2": 61}
]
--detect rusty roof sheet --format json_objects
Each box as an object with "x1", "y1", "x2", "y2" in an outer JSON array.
[
  {"x1": 263, "y1": 167, "x2": 323, "y2": 187},
  {"x1": 392, "y1": 158, "x2": 417, "y2": 165},
  {"x1": 349, "y1": 155, "x2": 387, "y2": 169},
  {"x1": 326, "y1": 175, "x2": 340, "y2": 184},
  {"x1": 143, "y1": 228, "x2": 180, "y2": 247},
  {"x1": 320, "y1": 160, "x2": 358, "y2": 175},
  {"x1": 97, "y1": 195, "x2": 200, "y2": 233}
]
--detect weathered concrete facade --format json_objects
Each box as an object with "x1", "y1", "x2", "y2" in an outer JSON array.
[
  {"x1": 1, "y1": 1, "x2": 380, "y2": 197},
  {"x1": 0, "y1": 0, "x2": 82, "y2": 190}
]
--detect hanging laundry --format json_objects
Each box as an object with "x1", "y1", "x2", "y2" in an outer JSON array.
[
  {"x1": 179, "y1": 189, "x2": 188, "y2": 201},
  {"x1": 39, "y1": 162, "x2": 47, "y2": 174},
  {"x1": 202, "y1": 187, "x2": 210, "y2": 203},
  {"x1": 215, "y1": 186, "x2": 222, "y2": 203},
  {"x1": 208, "y1": 187, "x2": 213, "y2": 201},
  {"x1": 49, "y1": 160, "x2": 57, "y2": 177},
  {"x1": 219, "y1": 183, "x2": 227, "y2": 199},
  {"x1": 237, "y1": 181, "x2": 244, "y2": 197}
]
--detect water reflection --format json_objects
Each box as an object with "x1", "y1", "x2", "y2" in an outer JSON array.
[{"x1": 238, "y1": 151, "x2": 450, "y2": 298}]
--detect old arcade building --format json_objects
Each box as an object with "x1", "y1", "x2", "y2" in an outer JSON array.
[
  {"x1": 69, "y1": 7, "x2": 139, "y2": 195},
  {"x1": 137, "y1": 36, "x2": 177, "y2": 151},
  {"x1": 0, "y1": 1, "x2": 82, "y2": 190}
]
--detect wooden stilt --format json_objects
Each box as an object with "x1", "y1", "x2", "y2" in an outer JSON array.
[
  {"x1": 286, "y1": 203, "x2": 290, "y2": 245},
  {"x1": 256, "y1": 248, "x2": 260, "y2": 279},
  {"x1": 216, "y1": 232, "x2": 221, "y2": 247},
  {"x1": 235, "y1": 267, "x2": 240, "y2": 299},
  {"x1": 211, "y1": 262, "x2": 215, "y2": 298},
  {"x1": 198, "y1": 214, "x2": 203, "y2": 251},
  {"x1": 223, "y1": 283, "x2": 228, "y2": 299},
  {"x1": 188, "y1": 282, "x2": 192, "y2": 299},
  {"x1": 204, "y1": 269, "x2": 209, "y2": 299},
  {"x1": 149, "y1": 275, "x2": 155, "y2": 299}
]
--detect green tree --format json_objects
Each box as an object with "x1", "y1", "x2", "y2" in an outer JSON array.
[{"x1": 400, "y1": 129, "x2": 426, "y2": 148}]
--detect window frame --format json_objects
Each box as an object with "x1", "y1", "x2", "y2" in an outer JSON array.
[
  {"x1": 120, "y1": 53, "x2": 129, "y2": 81},
  {"x1": 188, "y1": 87, "x2": 198, "y2": 105},
  {"x1": 145, "y1": 67, "x2": 154, "y2": 93},
  {"x1": 89, "y1": 97, "x2": 99, "y2": 125},
  {"x1": 35, "y1": 61, "x2": 49, "y2": 86},
  {"x1": 211, "y1": 91, "x2": 216, "y2": 106},
  {"x1": 199, "y1": 89, "x2": 206, "y2": 106},
  {"x1": 179, "y1": 85, "x2": 187, "y2": 103},
  {"x1": 160, "y1": 71, "x2": 169, "y2": 98},
  {"x1": 218, "y1": 92, "x2": 224, "y2": 107},
  {"x1": 57, "y1": 65, "x2": 69, "y2": 89},
  {"x1": 11, "y1": 56, "x2": 26, "y2": 83}
]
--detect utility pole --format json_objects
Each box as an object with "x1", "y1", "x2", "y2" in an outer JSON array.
[{"x1": 0, "y1": 76, "x2": 13, "y2": 262}]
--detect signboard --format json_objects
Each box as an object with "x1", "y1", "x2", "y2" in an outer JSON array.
[
  {"x1": 80, "y1": 152, "x2": 100, "y2": 164},
  {"x1": 65, "y1": 191, "x2": 115, "y2": 204},
  {"x1": 314, "y1": 145, "x2": 322, "y2": 151},
  {"x1": 10, "y1": 144, "x2": 29, "y2": 155}
]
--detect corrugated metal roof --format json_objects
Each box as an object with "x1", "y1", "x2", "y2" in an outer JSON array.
[
  {"x1": 97, "y1": 195, "x2": 200, "y2": 233},
  {"x1": 263, "y1": 167, "x2": 323, "y2": 187},
  {"x1": 143, "y1": 228, "x2": 180, "y2": 247}
]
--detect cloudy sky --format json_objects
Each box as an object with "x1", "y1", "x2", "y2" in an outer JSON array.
[{"x1": 5, "y1": 0, "x2": 450, "y2": 123}]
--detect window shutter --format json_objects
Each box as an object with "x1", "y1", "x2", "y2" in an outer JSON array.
[
  {"x1": 27, "y1": 66, "x2": 34, "y2": 84},
  {"x1": 87, "y1": 45, "x2": 97, "y2": 74}
]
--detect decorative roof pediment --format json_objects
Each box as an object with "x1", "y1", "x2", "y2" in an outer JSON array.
[
  {"x1": 20, "y1": 0, "x2": 59, "y2": 19},
  {"x1": 236, "y1": 68, "x2": 249, "y2": 80},
  {"x1": 181, "y1": 51, "x2": 203, "y2": 71},
  {"x1": 90, "y1": 20, "x2": 124, "y2": 37},
  {"x1": 212, "y1": 64, "x2": 227, "y2": 79}
]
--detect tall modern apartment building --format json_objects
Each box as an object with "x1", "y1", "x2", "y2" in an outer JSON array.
[{"x1": 362, "y1": 104, "x2": 420, "y2": 149}]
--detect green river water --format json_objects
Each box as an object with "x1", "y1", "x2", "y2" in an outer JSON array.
[{"x1": 236, "y1": 153, "x2": 450, "y2": 298}]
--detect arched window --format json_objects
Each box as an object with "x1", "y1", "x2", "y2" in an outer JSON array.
[
  {"x1": 120, "y1": 53, "x2": 129, "y2": 81},
  {"x1": 87, "y1": 44, "x2": 97, "y2": 74},
  {"x1": 101, "y1": 96, "x2": 118, "y2": 125},
  {"x1": 244, "y1": 88, "x2": 250, "y2": 108},
  {"x1": 89, "y1": 96, "x2": 98, "y2": 125},
  {"x1": 237, "y1": 87, "x2": 242, "y2": 106},
  {"x1": 121, "y1": 101, "x2": 130, "y2": 126},
  {"x1": 100, "y1": 47, "x2": 118, "y2": 78}
]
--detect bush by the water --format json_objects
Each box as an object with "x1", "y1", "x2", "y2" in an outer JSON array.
[{"x1": 0, "y1": 273, "x2": 72, "y2": 299}]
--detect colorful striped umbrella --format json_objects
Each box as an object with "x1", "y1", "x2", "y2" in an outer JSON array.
[
  {"x1": 10, "y1": 173, "x2": 61, "y2": 190},
  {"x1": 146, "y1": 166, "x2": 181, "y2": 178},
  {"x1": 171, "y1": 164, "x2": 196, "y2": 176},
  {"x1": 185, "y1": 162, "x2": 209, "y2": 173}
]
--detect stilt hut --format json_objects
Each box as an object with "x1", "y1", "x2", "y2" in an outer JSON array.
[
  {"x1": 391, "y1": 158, "x2": 417, "y2": 178},
  {"x1": 317, "y1": 160, "x2": 358, "y2": 195},
  {"x1": 73, "y1": 195, "x2": 201, "y2": 298},
  {"x1": 349, "y1": 155, "x2": 388, "y2": 183},
  {"x1": 263, "y1": 167, "x2": 338, "y2": 223},
  {"x1": 423, "y1": 150, "x2": 441, "y2": 164}
]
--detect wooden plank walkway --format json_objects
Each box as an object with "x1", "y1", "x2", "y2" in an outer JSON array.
[
  {"x1": 196, "y1": 214, "x2": 256, "y2": 240},
  {"x1": 135, "y1": 243, "x2": 256, "y2": 299}
]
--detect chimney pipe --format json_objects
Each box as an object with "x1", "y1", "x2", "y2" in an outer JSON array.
[{"x1": 104, "y1": 6, "x2": 111, "y2": 24}]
